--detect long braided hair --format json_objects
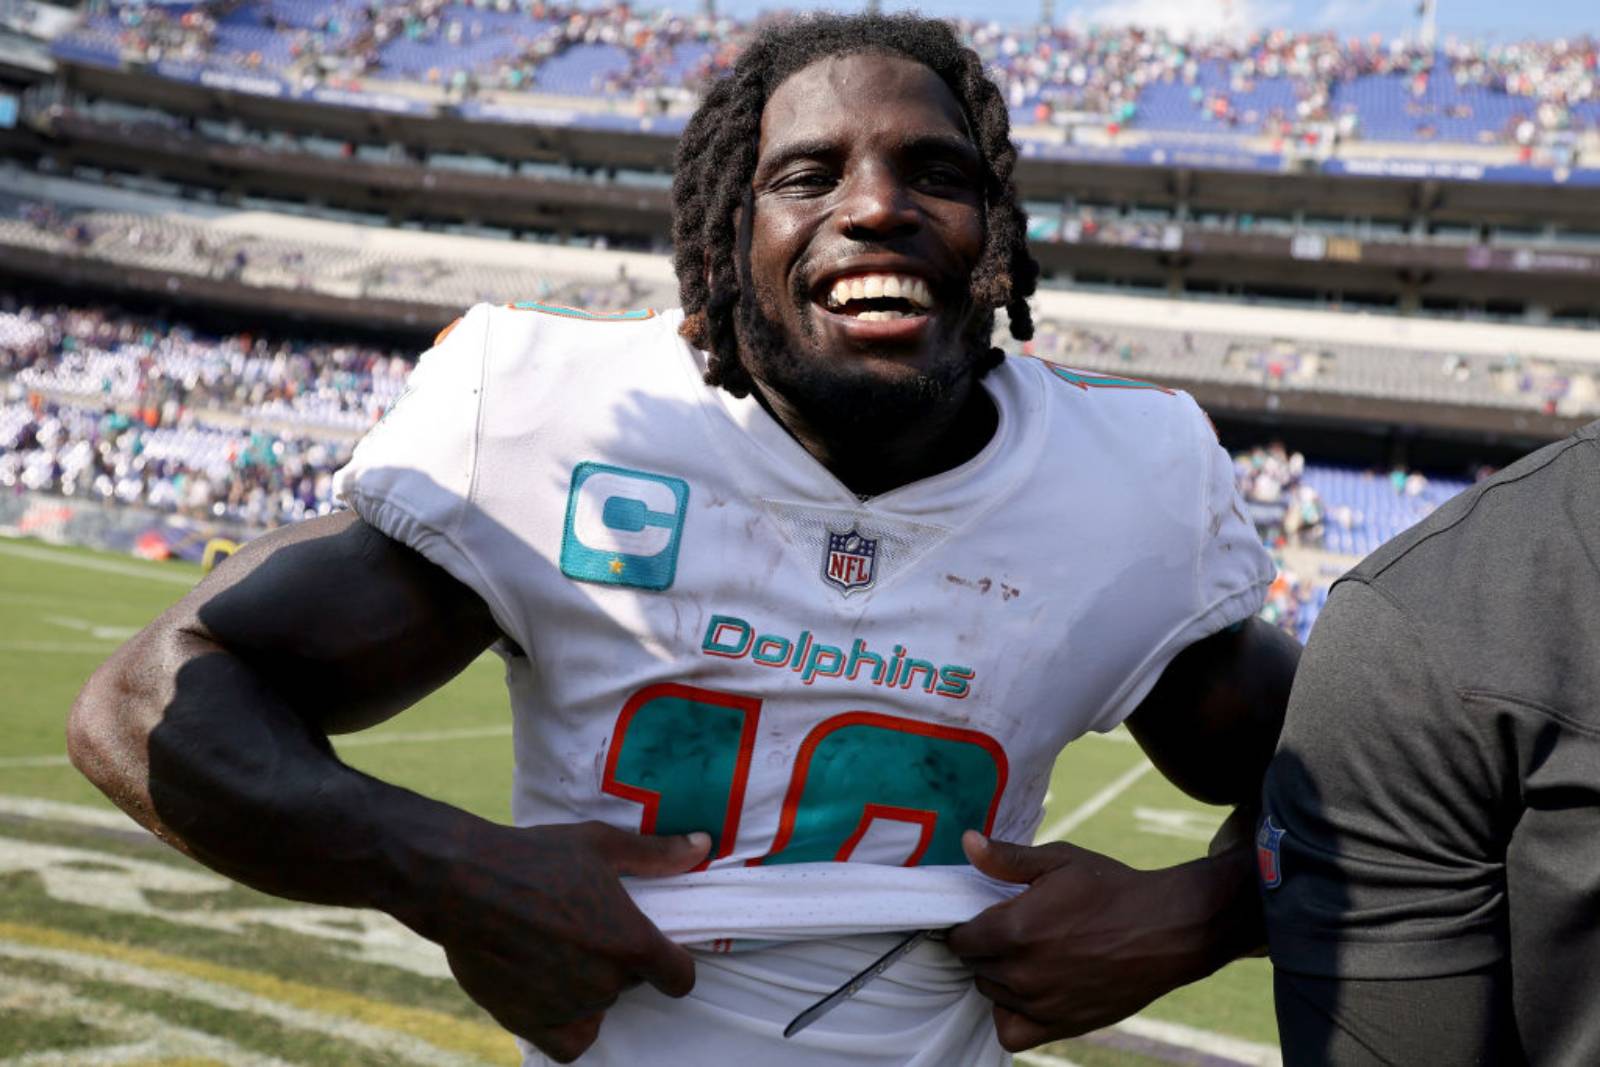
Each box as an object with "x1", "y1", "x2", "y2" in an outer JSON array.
[{"x1": 670, "y1": 13, "x2": 1039, "y2": 397}]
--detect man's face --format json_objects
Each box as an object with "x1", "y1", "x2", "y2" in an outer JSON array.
[{"x1": 741, "y1": 53, "x2": 988, "y2": 429}]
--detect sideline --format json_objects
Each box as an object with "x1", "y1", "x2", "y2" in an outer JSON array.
[{"x1": 0, "y1": 540, "x2": 196, "y2": 586}]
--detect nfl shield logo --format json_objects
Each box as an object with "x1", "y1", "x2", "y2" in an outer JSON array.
[
  {"x1": 1257, "y1": 814, "x2": 1286, "y2": 890},
  {"x1": 824, "y1": 529, "x2": 878, "y2": 594}
]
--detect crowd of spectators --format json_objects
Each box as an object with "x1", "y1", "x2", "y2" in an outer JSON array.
[
  {"x1": 0, "y1": 300, "x2": 406, "y2": 527},
  {"x1": 1234, "y1": 442, "x2": 1336, "y2": 548},
  {"x1": 1, "y1": 304, "x2": 410, "y2": 433},
  {"x1": 1, "y1": 394, "x2": 351, "y2": 527},
  {"x1": 3, "y1": 294, "x2": 1510, "y2": 640},
  {"x1": 68, "y1": 2, "x2": 1600, "y2": 147}
]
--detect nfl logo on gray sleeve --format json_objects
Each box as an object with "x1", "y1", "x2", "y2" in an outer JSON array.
[{"x1": 824, "y1": 529, "x2": 877, "y2": 595}]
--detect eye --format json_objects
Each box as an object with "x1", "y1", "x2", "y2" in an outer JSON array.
[
  {"x1": 915, "y1": 163, "x2": 976, "y2": 191},
  {"x1": 775, "y1": 169, "x2": 836, "y2": 194}
]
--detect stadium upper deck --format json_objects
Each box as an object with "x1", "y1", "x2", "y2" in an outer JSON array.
[
  {"x1": 33, "y1": 0, "x2": 1600, "y2": 181},
  {"x1": 3, "y1": 165, "x2": 1595, "y2": 453}
]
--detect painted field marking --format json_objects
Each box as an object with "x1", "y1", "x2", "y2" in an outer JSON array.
[
  {"x1": 336, "y1": 725, "x2": 512, "y2": 749},
  {"x1": 0, "y1": 753, "x2": 75, "y2": 769},
  {"x1": 0, "y1": 971, "x2": 300, "y2": 1067},
  {"x1": 0, "y1": 541, "x2": 196, "y2": 586},
  {"x1": 42, "y1": 614, "x2": 139, "y2": 640},
  {"x1": 1116, "y1": 1015, "x2": 1282, "y2": 1067},
  {"x1": 0, "y1": 923, "x2": 515, "y2": 1066},
  {"x1": 0, "y1": 723, "x2": 513, "y2": 772},
  {"x1": 1037, "y1": 758, "x2": 1153, "y2": 842},
  {"x1": 0, "y1": 795, "x2": 139, "y2": 829},
  {"x1": 1016, "y1": 1051, "x2": 1084, "y2": 1067},
  {"x1": 1134, "y1": 806, "x2": 1224, "y2": 843},
  {"x1": 0, "y1": 640, "x2": 119, "y2": 654}
]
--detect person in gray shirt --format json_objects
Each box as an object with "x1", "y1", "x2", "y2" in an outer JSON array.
[{"x1": 1260, "y1": 422, "x2": 1600, "y2": 1066}]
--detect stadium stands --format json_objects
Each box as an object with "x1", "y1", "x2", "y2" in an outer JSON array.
[
  {"x1": 0, "y1": 292, "x2": 1489, "y2": 640},
  {"x1": 6, "y1": 169, "x2": 1599, "y2": 428},
  {"x1": 1036, "y1": 320, "x2": 1600, "y2": 419},
  {"x1": 54, "y1": 3, "x2": 1600, "y2": 153},
  {"x1": 0, "y1": 177, "x2": 679, "y2": 312},
  {"x1": 0, "y1": 301, "x2": 377, "y2": 526}
]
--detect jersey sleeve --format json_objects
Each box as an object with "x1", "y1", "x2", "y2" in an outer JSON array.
[
  {"x1": 332, "y1": 303, "x2": 494, "y2": 609},
  {"x1": 1189, "y1": 401, "x2": 1275, "y2": 635},
  {"x1": 1261, "y1": 578, "x2": 1519, "y2": 980},
  {"x1": 1090, "y1": 397, "x2": 1273, "y2": 731}
]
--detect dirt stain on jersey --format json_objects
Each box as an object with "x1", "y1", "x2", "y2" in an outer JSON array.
[{"x1": 945, "y1": 574, "x2": 992, "y2": 594}]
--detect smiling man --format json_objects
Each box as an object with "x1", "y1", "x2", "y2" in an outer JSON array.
[{"x1": 68, "y1": 14, "x2": 1299, "y2": 1067}]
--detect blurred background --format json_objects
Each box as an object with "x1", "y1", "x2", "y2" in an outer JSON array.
[{"x1": 0, "y1": 1, "x2": 1595, "y2": 1063}]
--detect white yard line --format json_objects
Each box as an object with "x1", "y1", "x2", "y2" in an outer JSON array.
[
  {"x1": 1016, "y1": 1051, "x2": 1085, "y2": 1067},
  {"x1": 0, "y1": 755, "x2": 75, "y2": 770},
  {"x1": 1115, "y1": 1015, "x2": 1283, "y2": 1067},
  {"x1": 0, "y1": 541, "x2": 195, "y2": 586},
  {"x1": 0, "y1": 640, "x2": 117, "y2": 654},
  {"x1": 0, "y1": 723, "x2": 514, "y2": 772},
  {"x1": 1037, "y1": 758, "x2": 1154, "y2": 842},
  {"x1": 335, "y1": 725, "x2": 512, "y2": 748}
]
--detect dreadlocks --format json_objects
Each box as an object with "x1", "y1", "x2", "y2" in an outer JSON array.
[{"x1": 671, "y1": 13, "x2": 1039, "y2": 397}]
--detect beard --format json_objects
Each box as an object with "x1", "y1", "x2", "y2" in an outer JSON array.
[{"x1": 732, "y1": 268, "x2": 993, "y2": 440}]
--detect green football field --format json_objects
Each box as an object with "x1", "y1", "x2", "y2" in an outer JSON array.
[{"x1": 0, "y1": 538, "x2": 1279, "y2": 1067}]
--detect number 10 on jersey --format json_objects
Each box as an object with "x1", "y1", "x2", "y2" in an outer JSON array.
[{"x1": 602, "y1": 683, "x2": 1008, "y2": 871}]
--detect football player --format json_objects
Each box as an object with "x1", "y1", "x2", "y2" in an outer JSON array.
[{"x1": 69, "y1": 15, "x2": 1299, "y2": 1065}]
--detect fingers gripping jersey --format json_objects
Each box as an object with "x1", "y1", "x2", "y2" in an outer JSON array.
[{"x1": 334, "y1": 302, "x2": 1271, "y2": 940}]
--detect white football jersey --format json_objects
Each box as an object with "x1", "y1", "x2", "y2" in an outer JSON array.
[{"x1": 333, "y1": 301, "x2": 1271, "y2": 1064}]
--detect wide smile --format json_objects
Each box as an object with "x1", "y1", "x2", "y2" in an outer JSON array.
[{"x1": 811, "y1": 271, "x2": 938, "y2": 344}]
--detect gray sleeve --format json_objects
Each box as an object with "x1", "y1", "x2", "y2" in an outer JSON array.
[
  {"x1": 1274, "y1": 967, "x2": 1521, "y2": 1067},
  {"x1": 1260, "y1": 579, "x2": 1517, "y2": 980}
]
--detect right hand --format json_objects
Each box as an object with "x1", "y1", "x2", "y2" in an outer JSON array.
[{"x1": 414, "y1": 819, "x2": 711, "y2": 1063}]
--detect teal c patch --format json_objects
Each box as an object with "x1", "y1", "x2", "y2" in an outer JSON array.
[{"x1": 561, "y1": 462, "x2": 689, "y2": 590}]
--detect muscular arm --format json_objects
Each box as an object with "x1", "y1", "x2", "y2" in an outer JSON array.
[
  {"x1": 68, "y1": 511, "x2": 501, "y2": 904},
  {"x1": 949, "y1": 618, "x2": 1300, "y2": 1050},
  {"x1": 1126, "y1": 616, "x2": 1301, "y2": 807},
  {"x1": 68, "y1": 512, "x2": 709, "y2": 1062},
  {"x1": 1117, "y1": 616, "x2": 1303, "y2": 971}
]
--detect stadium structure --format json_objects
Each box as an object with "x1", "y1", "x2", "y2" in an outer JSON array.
[{"x1": 3, "y1": 0, "x2": 1600, "y2": 639}]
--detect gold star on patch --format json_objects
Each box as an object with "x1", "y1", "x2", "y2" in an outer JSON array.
[{"x1": 609, "y1": 558, "x2": 625, "y2": 575}]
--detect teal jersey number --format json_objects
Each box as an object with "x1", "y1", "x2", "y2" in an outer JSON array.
[
  {"x1": 603, "y1": 687, "x2": 1007, "y2": 868},
  {"x1": 602, "y1": 684, "x2": 761, "y2": 870},
  {"x1": 757, "y1": 711, "x2": 1006, "y2": 866}
]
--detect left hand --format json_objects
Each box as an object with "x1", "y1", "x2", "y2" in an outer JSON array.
[{"x1": 946, "y1": 830, "x2": 1217, "y2": 1052}]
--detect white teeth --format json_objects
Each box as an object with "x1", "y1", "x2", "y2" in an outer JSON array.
[
  {"x1": 823, "y1": 273, "x2": 934, "y2": 313},
  {"x1": 856, "y1": 310, "x2": 908, "y2": 322}
]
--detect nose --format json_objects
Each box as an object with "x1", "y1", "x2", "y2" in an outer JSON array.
[{"x1": 836, "y1": 163, "x2": 921, "y2": 241}]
